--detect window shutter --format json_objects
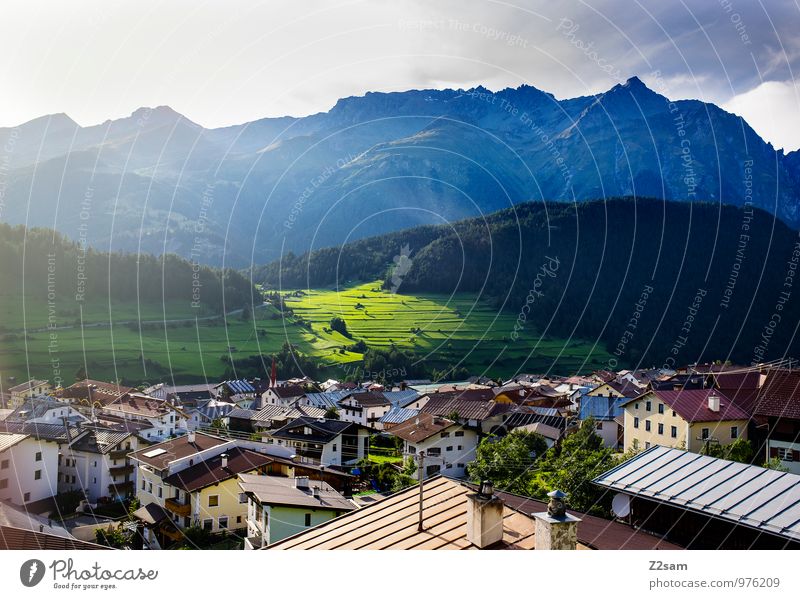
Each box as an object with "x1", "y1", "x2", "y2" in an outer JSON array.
[{"x1": 769, "y1": 447, "x2": 779, "y2": 458}]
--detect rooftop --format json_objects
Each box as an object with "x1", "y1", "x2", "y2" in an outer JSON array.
[
  {"x1": 627, "y1": 389, "x2": 750, "y2": 423},
  {"x1": 0, "y1": 432, "x2": 28, "y2": 453},
  {"x1": 269, "y1": 417, "x2": 355, "y2": 444},
  {"x1": 593, "y1": 445, "x2": 800, "y2": 544},
  {"x1": 238, "y1": 474, "x2": 355, "y2": 511},
  {"x1": 7, "y1": 379, "x2": 49, "y2": 394},
  {"x1": 267, "y1": 476, "x2": 585, "y2": 550},
  {"x1": 163, "y1": 447, "x2": 273, "y2": 492},
  {"x1": 56, "y1": 379, "x2": 132, "y2": 406},
  {"x1": 385, "y1": 413, "x2": 455, "y2": 443},
  {"x1": 752, "y1": 369, "x2": 800, "y2": 420},
  {"x1": 128, "y1": 431, "x2": 229, "y2": 469}
]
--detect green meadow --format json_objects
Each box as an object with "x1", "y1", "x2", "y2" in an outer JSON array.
[{"x1": 0, "y1": 282, "x2": 612, "y2": 386}]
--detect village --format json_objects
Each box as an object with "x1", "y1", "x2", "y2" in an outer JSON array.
[{"x1": 1, "y1": 359, "x2": 799, "y2": 551}]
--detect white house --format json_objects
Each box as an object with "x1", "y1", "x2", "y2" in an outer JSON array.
[
  {"x1": 338, "y1": 392, "x2": 393, "y2": 428},
  {"x1": 386, "y1": 413, "x2": 479, "y2": 479},
  {"x1": 100, "y1": 394, "x2": 187, "y2": 442},
  {"x1": 261, "y1": 385, "x2": 306, "y2": 408},
  {"x1": 238, "y1": 474, "x2": 355, "y2": 549},
  {"x1": 264, "y1": 417, "x2": 369, "y2": 467},
  {"x1": 7, "y1": 396, "x2": 88, "y2": 426},
  {"x1": 0, "y1": 432, "x2": 59, "y2": 507},
  {"x1": 59, "y1": 429, "x2": 146, "y2": 503}
]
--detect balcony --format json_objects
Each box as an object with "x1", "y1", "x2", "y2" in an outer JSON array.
[
  {"x1": 109, "y1": 449, "x2": 130, "y2": 460},
  {"x1": 109, "y1": 464, "x2": 134, "y2": 476},
  {"x1": 164, "y1": 497, "x2": 191, "y2": 517},
  {"x1": 108, "y1": 480, "x2": 134, "y2": 494}
]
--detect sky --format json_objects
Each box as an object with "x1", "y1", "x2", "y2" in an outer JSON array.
[{"x1": 0, "y1": 0, "x2": 799, "y2": 150}]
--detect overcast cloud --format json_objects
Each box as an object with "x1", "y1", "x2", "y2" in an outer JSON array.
[{"x1": 0, "y1": 0, "x2": 798, "y2": 149}]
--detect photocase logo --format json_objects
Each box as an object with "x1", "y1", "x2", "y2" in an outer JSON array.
[{"x1": 20, "y1": 559, "x2": 46, "y2": 587}]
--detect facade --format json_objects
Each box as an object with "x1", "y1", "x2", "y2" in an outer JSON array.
[
  {"x1": 338, "y1": 392, "x2": 392, "y2": 427},
  {"x1": 7, "y1": 380, "x2": 52, "y2": 409},
  {"x1": 387, "y1": 414, "x2": 479, "y2": 479},
  {"x1": 0, "y1": 432, "x2": 59, "y2": 507},
  {"x1": 747, "y1": 369, "x2": 800, "y2": 474},
  {"x1": 101, "y1": 394, "x2": 187, "y2": 442},
  {"x1": 622, "y1": 389, "x2": 749, "y2": 453},
  {"x1": 59, "y1": 429, "x2": 145, "y2": 503},
  {"x1": 261, "y1": 385, "x2": 306, "y2": 408},
  {"x1": 238, "y1": 474, "x2": 354, "y2": 549},
  {"x1": 265, "y1": 417, "x2": 368, "y2": 466},
  {"x1": 6, "y1": 396, "x2": 87, "y2": 426}
]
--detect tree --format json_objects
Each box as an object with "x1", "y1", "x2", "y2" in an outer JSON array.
[
  {"x1": 467, "y1": 430, "x2": 548, "y2": 495},
  {"x1": 240, "y1": 304, "x2": 252, "y2": 321},
  {"x1": 527, "y1": 418, "x2": 618, "y2": 516},
  {"x1": 329, "y1": 316, "x2": 351, "y2": 338},
  {"x1": 95, "y1": 525, "x2": 130, "y2": 548},
  {"x1": 701, "y1": 437, "x2": 754, "y2": 463},
  {"x1": 324, "y1": 407, "x2": 340, "y2": 420},
  {"x1": 763, "y1": 456, "x2": 789, "y2": 472}
]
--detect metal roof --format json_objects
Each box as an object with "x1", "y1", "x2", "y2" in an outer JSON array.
[
  {"x1": 593, "y1": 445, "x2": 800, "y2": 542},
  {"x1": 221, "y1": 380, "x2": 256, "y2": 394},
  {"x1": 304, "y1": 391, "x2": 351, "y2": 409},
  {"x1": 379, "y1": 406, "x2": 420, "y2": 425}
]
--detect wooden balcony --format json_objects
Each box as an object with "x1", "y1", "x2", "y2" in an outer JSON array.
[
  {"x1": 164, "y1": 497, "x2": 191, "y2": 517},
  {"x1": 109, "y1": 464, "x2": 134, "y2": 476}
]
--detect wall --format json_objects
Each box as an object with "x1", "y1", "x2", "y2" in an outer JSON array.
[
  {"x1": 0, "y1": 436, "x2": 59, "y2": 506},
  {"x1": 265, "y1": 504, "x2": 343, "y2": 545},
  {"x1": 405, "y1": 425, "x2": 478, "y2": 479}
]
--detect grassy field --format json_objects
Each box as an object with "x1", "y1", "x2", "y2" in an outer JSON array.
[{"x1": 0, "y1": 281, "x2": 613, "y2": 386}]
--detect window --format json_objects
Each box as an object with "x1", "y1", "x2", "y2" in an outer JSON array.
[
  {"x1": 440, "y1": 432, "x2": 450, "y2": 438},
  {"x1": 141, "y1": 479, "x2": 146, "y2": 491},
  {"x1": 93, "y1": 461, "x2": 97, "y2": 467},
  {"x1": 596, "y1": 422, "x2": 603, "y2": 430},
  {"x1": 645, "y1": 420, "x2": 651, "y2": 432},
  {"x1": 239, "y1": 493, "x2": 247, "y2": 504},
  {"x1": 208, "y1": 495, "x2": 219, "y2": 507},
  {"x1": 148, "y1": 482, "x2": 153, "y2": 493},
  {"x1": 645, "y1": 401, "x2": 652, "y2": 411},
  {"x1": 701, "y1": 428, "x2": 710, "y2": 440},
  {"x1": 457, "y1": 445, "x2": 462, "y2": 451},
  {"x1": 408, "y1": 445, "x2": 416, "y2": 454},
  {"x1": 0, "y1": 479, "x2": 7, "y2": 489},
  {"x1": 454, "y1": 431, "x2": 464, "y2": 437},
  {"x1": 23, "y1": 492, "x2": 30, "y2": 502},
  {"x1": 157, "y1": 486, "x2": 163, "y2": 498},
  {"x1": 730, "y1": 426, "x2": 739, "y2": 439},
  {"x1": 35, "y1": 451, "x2": 42, "y2": 462},
  {"x1": 332, "y1": 444, "x2": 337, "y2": 452},
  {"x1": 658, "y1": 423, "x2": 664, "y2": 435},
  {"x1": 671, "y1": 426, "x2": 677, "y2": 438},
  {"x1": 203, "y1": 519, "x2": 213, "y2": 531},
  {"x1": 304, "y1": 514, "x2": 312, "y2": 527},
  {"x1": 446, "y1": 463, "x2": 453, "y2": 469},
  {"x1": 446, "y1": 446, "x2": 453, "y2": 452},
  {"x1": 0, "y1": 459, "x2": 8, "y2": 470},
  {"x1": 658, "y1": 404, "x2": 664, "y2": 414},
  {"x1": 236, "y1": 515, "x2": 242, "y2": 524},
  {"x1": 672, "y1": 411, "x2": 677, "y2": 417},
  {"x1": 34, "y1": 470, "x2": 42, "y2": 480},
  {"x1": 634, "y1": 417, "x2": 639, "y2": 429},
  {"x1": 645, "y1": 442, "x2": 651, "y2": 449},
  {"x1": 427, "y1": 448, "x2": 441, "y2": 456},
  {"x1": 777, "y1": 447, "x2": 794, "y2": 461},
  {"x1": 457, "y1": 463, "x2": 465, "y2": 468},
  {"x1": 218, "y1": 517, "x2": 228, "y2": 530},
  {"x1": 634, "y1": 403, "x2": 639, "y2": 410},
  {"x1": 93, "y1": 477, "x2": 97, "y2": 484}
]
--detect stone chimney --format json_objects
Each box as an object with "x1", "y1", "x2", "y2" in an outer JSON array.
[
  {"x1": 533, "y1": 490, "x2": 581, "y2": 550},
  {"x1": 466, "y1": 481, "x2": 504, "y2": 549},
  {"x1": 708, "y1": 394, "x2": 720, "y2": 412}
]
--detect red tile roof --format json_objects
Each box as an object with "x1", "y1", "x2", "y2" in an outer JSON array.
[
  {"x1": 649, "y1": 389, "x2": 750, "y2": 423},
  {"x1": 385, "y1": 413, "x2": 455, "y2": 443},
  {"x1": 752, "y1": 369, "x2": 800, "y2": 420},
  {"x1": 163, "y1": 447, "x2": 273, "y2": 492}
]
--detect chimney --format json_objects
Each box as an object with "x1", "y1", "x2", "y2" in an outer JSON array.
[
  {"x1": 532, "y1": 490, "x2": 581, "y2": 550},
  {"x1": 187, "y1": 430, "x2": 196, "y2": 444},
  {"x1": 708, "y1": 394, "x2": 720, "y2": 412},
  {"x1": 294, "y1": 476, "x2": 309, "y2": 489},
  {"x1": 220, "y1": 453, "x2": 228, "y2": 468},
  {"x1": 465, "y1": 481, "x2": 504, "y2": 549},
  {"x1": 312, "y1": 486, "x2": 320, "y2": 499}
]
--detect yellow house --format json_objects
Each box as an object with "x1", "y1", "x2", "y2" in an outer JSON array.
[
  {"x1": 622, "y1": 389, "x2": 749, "y2": 453},
  {"x1": 7, "y1": 379, "x2": 52, "y2": 409}
]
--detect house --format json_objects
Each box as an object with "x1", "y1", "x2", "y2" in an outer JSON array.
[
  {"x1": 101, "y1": 393, "x2": 187, "y2": 442},
  {"x1": 55, "y1": 379, "x2": 132, "y2": 407},
  {"x1": 145, "y1": 383, "x2": 215, "y2": 408},
  {"x1": 0, "y1": 500, "x2": 105, "y2": 550},
  {"x1": 0, "y1": 431, "x2": 59, "y2": 508},
  {"x1": 621, "y1": 389, "x2": 749, "y2": 453},
  {"x1": 183, "y1": 399, "x2": 236, "y2": 431},
  {"x1": 129, "y1": 431, "x2": 274, "y2": 548},
  {"x1": 265, "y1": 417, "x2": 368, "y2": 467},
  {"x1": 386, "y1": 413, "x2": 479, "y2": 479},
  {"x1": 419, "y1": 392, "x2": 514, "y2": 433},
  {"x1": 579, "y1": 387, "x2": 627, "y2": 448},
  {"x1": 748, "y1": 369, "x2": 800, "y2": 473},
  {"x1": 266, "y1": 476, "x2": 590, "y2": 550},
  {"x1": 214, "y1": 379, "x2": 257, "y2": 402},
  {"x1": 338, "y1": 391, "x2": 393, "y2": 427},
  {"x1": 238, "y1": 474, "x2": 355, "y2": 549},
  {"x1": 6, "y1": 395, "x2": 87, "y2": 426},
  {"x1": 378, "y1": 406, "x2": 420, "y2": 429},
  {"x1": 495, "y1": 410, "x2": 569, "y2": 443},
  {"x1": 59, "y1": 428, "x2": 146, "y2": 503},
  {"x1": 261, "y1": 385, "x2": 306, "y2": 408},
  {"x1": 6, "y1": 379, "x2": 52, "y2": 409},
  {"x1": 593, "y1": 445, "x2": 800, "y2": 549}
]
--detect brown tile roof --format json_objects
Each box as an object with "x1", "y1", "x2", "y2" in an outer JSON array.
[
  {"x1": 0, "y1": 526, "x2": 107, "y2": 550},
  {"x1": 267, "y1": 385, "x2": 306, "y2": 398},
  {"x1": 267, "y1": 476, "x2": 587, "y2": 550},
  {"x1": 421, "y1": 395, "x2": 513, "y2": 421},
  {"x1": 343, "y1": 392, "x2": 390, "y2": 407},
  {"x1": 56, "y1": 379, "x2": 132, "y2": 406},
  {"x1": 7, "y1": 379, "x2": 49, "y2": 394},
  {"x1": 104, "y1": 394, "x2": 178, "y2": 418},
  {"x1": 385, "y1": 413, "x2": 455, "y2": 443},
  {"x1": 129, "y1": 431, "x2": 229, "y2": 469},
  {"x1": 163, "y1": 447, "x2": 273, "y2": 492},
  {"x1": 752, "y1": 369, "x2": 800, "y2": 420}
]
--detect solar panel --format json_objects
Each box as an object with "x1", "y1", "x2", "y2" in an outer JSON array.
[{"x1": 142, "y1": 448, "x2": 167, "y2": 458}]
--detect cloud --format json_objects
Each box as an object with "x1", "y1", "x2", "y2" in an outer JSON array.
[{"x1": 723, "y1": 80, "x2": 800, "y2": 152}]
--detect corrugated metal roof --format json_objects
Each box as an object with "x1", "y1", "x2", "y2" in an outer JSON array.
[
  {"x1": 593, "y1": 445, "x2": 800, "y2": 542},
  {"x1": 379, "y1": 406, "x2": 420, "y2": 425},
  {"x1": 221, "y1": 380, "x2": 256, "y2": 394},
  {"x1": 304, "y1": 391, "x2": 352, "y2": 409}
]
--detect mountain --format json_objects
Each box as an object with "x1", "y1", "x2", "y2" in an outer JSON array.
[
  {"x1": 255, "y1": 198, "x2": 800, "y2": 368},
  {"x1": 1, "y1": 79, "x2": 799, "y2": 266}
]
